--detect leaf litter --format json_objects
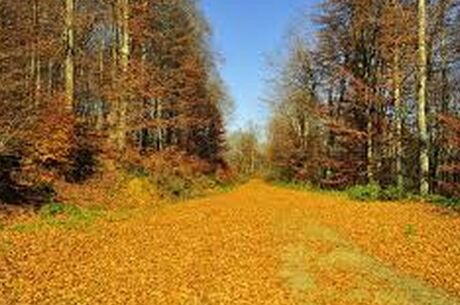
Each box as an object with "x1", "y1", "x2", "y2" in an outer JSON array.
[{"x1": 1, "y1": 180, "x2": 459, "y2": 304}]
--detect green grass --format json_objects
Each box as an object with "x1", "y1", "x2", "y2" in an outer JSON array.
[
  {"x1": 427, "y1": 195, "x2": 460, "y2": 210},
  {"x1": 39, "y1": 203, "x2": 106, "y2": 228},
  {"x1": 272, "y1": 179, "x2": 460, "y2": 212},
  {"x1": 346, "y1": 184, "x2": 381, "y2": 202},
  {"x1": 8, "y1": 203, "x2": 107, "y2": 233}
]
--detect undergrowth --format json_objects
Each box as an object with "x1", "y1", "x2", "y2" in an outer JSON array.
[
  {"x1": 347, "y1": 185, "x2": 460, "y2": 210},
  {"x1": 39, "y1": 202, "x2": 105, "y2": 226},
  {"x1": 8, "y1": 203, "x2": 106, "y2": 233},
  {"x1": 346, "y1": 184, "x2": 382, "y2": 202},
  {"x1": 426, "y1": 195, "x2": 460, "y2": 211},
  {"x1": 346, "y1": 184, "x2": 408, "y2": 202},
  {"x1": 270, "y1": 180, "x2": 313, "y2": 191},
  {"x1": 122, "y1": 149, "x2": 238, "y2": 201},
  {"x1": 2, "y1": 159, "x2": 239, "y2": 233},
  {"x1": 4, "y1": 201, "x2": 150, "y2": 233},
  {"x1": 270, "y1": 178, "x2": 460, "y2": 212},
  {"x1": 268, "y1": 179, "x2": 344, "y2": 198}
]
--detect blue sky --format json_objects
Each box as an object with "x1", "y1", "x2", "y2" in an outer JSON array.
[{"x1": 201, "y1": 0, "x2": 320, "y2": 131}]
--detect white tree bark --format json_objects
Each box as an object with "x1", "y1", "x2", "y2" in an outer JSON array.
[
  {"x1": 65, "y1": 0, "x2": 75, "y2": 111},
  {"x1": 394, "y1": 50, "x2": 403, "y2": 190},
  {"x1": 417, "y1": 0, "x2": 429, "y2": 195}
]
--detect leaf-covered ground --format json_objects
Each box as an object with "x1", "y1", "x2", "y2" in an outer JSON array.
[{"x1": 1, "y1": 181, "x2": 460, "y2": 304}]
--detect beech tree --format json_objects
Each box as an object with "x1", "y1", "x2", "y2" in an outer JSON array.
[
  {"x1": 418, "y1": 0, "x2": 429, "y2": 195},
  {"x1": 266, "y1": 38, "x2": 326, "y2": 183},
  {"x1": 0, "y1": 0, "x2": 229, "y2": 202},
  {"x1": 267, "y1": 0, "x2": 460, "y2": 198},
  {"x1": 65, "y1": 0, "x2": 75, "y2": 111}
]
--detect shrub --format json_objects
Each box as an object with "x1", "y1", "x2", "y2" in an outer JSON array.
[
  {"x1": 346, "y1": 183, "x2": 381, "y2": 202},
  {"x1": 39, "y1": 202, "x2": 65, "y2": 217},
  {"x1": 214, "y1": 166, "x2": 238, "y2": 186},
  {"x1": 427, "y1": 195, "x2": 460, "y2": 210},
  {"x1": 380, "y1": 185, "x2": 407, "y2": 201},
  {"x1": 39, "y1": 202, "x2": 105, "y2": 228},
  {"x1": 121, "y1": 148, "x2": 220, "y2": 200}
]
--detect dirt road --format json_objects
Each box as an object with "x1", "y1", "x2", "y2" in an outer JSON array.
[{"x1": 1, "y1": 181, "x2": 459, "y2": 304}]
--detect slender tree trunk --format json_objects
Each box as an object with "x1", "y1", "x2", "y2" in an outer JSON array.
[
  {"x1": 367, "y1": 110, "x2": 374, "y2": 183},
  {"x1": 65, "y1": 0, "x2": 75, "y2": 111},
  {"x1": 99, "y1": 39, "x2": 105, "y2": 85},
  {"x1": 417, "y1": 0, "x2": 429, "y2": 195},
  {"x1": 325, "y1": 89, "x2": 334, "y2": 180},
  {"x1": 108, "y1": 2, "x2": 119, "y2": 150},
  {"x1": 111, "y1": 2, "x2": 119, "y2": 79},
  {"x1": 139, "y1": 43, "x2": 147, "y2": 150},
  {"x1": 116, "y1": 0, "x2": 129, "y2": 152},
  {"x1": 366, "y1": 85, "x2": 374, "y2": 184},
  {"x1": 31, "y1": 0, "x2": 39, "y2": 104},
  {"x1": 96, "y1": 39, "x2": 105, "y2": 131},
  {"x1": 393, "y1": 50, "x2": 403, "y2": 190},
  {"x1": 102, "y1": 4, "x2": 119, "y2": 171},
  {"x1": 156, "y1": 99, "x2": 163, "y2": 151},
  {"x1": 35, "y1": 58, "x2": 41, "y2": 105},
  {"x1": 47, "y1": 60, "x2": 53, "y2": 97},
  {"x1": 119, "y1": 0, "x2": 129, "y2": 78}
]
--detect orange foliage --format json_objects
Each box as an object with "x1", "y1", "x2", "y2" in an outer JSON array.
[
  {"x1": 1, "y1": 181, "x2": 459, "y2": 304},
  {"x1": 14, "y1": 97, "x2": 75, "y2": 186}
]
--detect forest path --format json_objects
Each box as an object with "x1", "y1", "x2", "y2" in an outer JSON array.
[{"x1": 1, "y1": 180, "x2": 460, "y2": 305}]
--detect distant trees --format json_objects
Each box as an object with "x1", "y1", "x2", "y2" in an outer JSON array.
[
  {"x1": 0, "y1": 0, "x2": 229, "y2": 202},
  {"x1": 267, "y1": 0, "x2": 460, "y2": 197},
  {"x1": 226, "y1": 124, "x2": 265, "y2": 178},
  {"x1": 266, "y1": 39, "x2": 325, "y2": 183}
]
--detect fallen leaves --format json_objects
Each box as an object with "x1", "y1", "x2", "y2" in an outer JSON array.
[{"x1": 0, "y1": 180, "x2": 459, "y2": 304}]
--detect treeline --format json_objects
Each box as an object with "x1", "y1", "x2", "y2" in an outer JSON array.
[
  {"x1": 226, "y1": 124, "x2": 266, "y2": 179},
  {"x1": 267, "y1": 0, "x2": 460, "y2": 198},
  {"x1": 0, "y1": 0, "x2": 229, "y2": 203}
]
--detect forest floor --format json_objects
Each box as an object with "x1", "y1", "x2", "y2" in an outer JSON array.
[{"x1": 1, "y1": 180, "x2": 460, "y2": 305}]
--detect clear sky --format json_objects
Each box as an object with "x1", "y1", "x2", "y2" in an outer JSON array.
[{"x1": 201, "y1": 0, "x2": 320, "y2": 131}]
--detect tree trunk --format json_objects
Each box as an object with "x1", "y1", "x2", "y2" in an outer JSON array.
[
  {"x1": 417, "y1": 0, "x2": 429, "y2": 195},
  {"x1": 31, "y1": 0, "x2": 39, "y2": 105},
  {"x1": 393, "y1": 50, "x2": 403, "y2": 190},
  {"x1": 107, "y1": 2, "x2": 119, "y2": 152},
  {"x1": 156, "y1": 99, "x2": 163, "y2": 151},
  {"x1": 366, "y1": 84, "x2": 374, "y2": 184},
  {"x1": 65, "y1": 0, "x2": 75, "y2": 111},
  {"x1": 116, "y1": 0, "x2": 129, "y2": 152},
  {"x1": 47, "y1": 60, "x2": 53, "y2": 97},
  {"x1": 35, "y1": 58, "x2": 41, "y2": 105},
  {"x1": 96, "y1": 39, "x2": 104, "y2": 130},
  {"x1": 99, "y1": 39, "x2": 105, "y2": 85}
]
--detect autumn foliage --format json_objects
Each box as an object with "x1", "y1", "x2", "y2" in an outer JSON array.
[
  {"x1": 267, "y1": 0, "x2": 460, "y2": 199},
  {"x1": 0, "y1": 0, "x2": 230, "y2": 204}
]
